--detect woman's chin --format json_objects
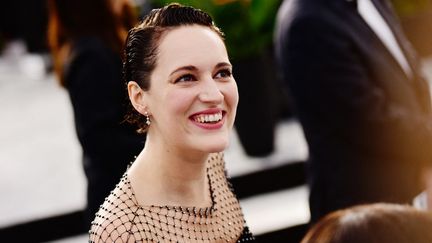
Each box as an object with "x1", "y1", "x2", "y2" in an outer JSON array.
[
  {"x1": 186, "y1": 132, "x2": 231, "y2": 154},
  {"x1": 201, "y1": 140, "x2": 230, "y2": 154}
]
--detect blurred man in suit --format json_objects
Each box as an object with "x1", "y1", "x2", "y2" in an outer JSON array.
[{"x1": 275, "y1": 0, "x2": 432, "y2": 223}]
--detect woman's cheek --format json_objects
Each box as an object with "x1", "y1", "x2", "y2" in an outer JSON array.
[
  {"x1": 167, "y1": 89, "x2": 196, "y2": 112},
  {"x1": 225, "y1": 82, "x2": 239, "y2": 109}
]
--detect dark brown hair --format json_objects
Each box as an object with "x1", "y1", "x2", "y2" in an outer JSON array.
[
  {"x1": 123, "y1": 3, "x2": 224, "y2": 133},
  {"x1": 301, "y1": 203, "x2": 432, "y2": 243},
  {"x1": 47, "y1": 0, "x2": 137, "y2": 86}
]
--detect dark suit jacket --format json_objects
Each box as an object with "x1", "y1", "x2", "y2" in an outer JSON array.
[{"x1": 275, "y1": 0, "x2": 432, "y2": 222}]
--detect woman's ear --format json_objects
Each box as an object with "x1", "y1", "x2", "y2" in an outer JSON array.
[{"x1": 128, "y1": 81, "x2": 148, "y2": 115}]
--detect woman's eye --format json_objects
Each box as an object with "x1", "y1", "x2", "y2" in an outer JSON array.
[
  {"x1": 215, "y1": 69, "x2": 232, "y2": 79},
  {"x1": 175, "y1": 74, "x2": 196, "y2": 83}
]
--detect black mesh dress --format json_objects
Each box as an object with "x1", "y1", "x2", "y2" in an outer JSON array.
[{"x1": 89, "y1": 153, "x2": 255, "y2": 242}]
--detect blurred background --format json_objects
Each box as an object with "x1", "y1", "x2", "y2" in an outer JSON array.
[{"x1": 1, "y1": 0, "x2": 432, "y2": 242}]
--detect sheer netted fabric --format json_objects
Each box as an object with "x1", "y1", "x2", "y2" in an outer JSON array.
[{"x1": 89, "y1": 153, "x2": 255, "y2": 242}]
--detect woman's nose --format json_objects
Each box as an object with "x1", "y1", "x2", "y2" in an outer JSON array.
[{"x1": 198, "y1": 78, "x2": 224, "y2": 103}]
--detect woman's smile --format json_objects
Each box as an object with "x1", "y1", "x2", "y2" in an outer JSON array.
[{"x1": 189, "y1": 108, "x2": 226, "y2": 130}]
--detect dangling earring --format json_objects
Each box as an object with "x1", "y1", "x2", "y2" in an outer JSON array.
[{"x1": 144, "y1": 112, "x2": 151, "y2": 126}]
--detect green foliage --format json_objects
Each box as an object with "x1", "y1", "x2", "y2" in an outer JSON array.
[
  {"x1": 390, "y1": 0, "x2": 432, "y2": 16},
  {"x1": 151, "y1": 0, "x2": 282, "y2": 60}
]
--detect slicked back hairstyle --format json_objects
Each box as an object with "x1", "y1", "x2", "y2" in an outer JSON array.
[{"x1": 123, "y1": 3, "x2": 224, "y2": 133}]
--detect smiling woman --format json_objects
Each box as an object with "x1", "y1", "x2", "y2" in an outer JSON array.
[
  {"x1": 129, "y1": 24, "x2": 238, "y2": 154},
  {"x1": 89, "y1": 3, "x2": 255, "y2": 242}
]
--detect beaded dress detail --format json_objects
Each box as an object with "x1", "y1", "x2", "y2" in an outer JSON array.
[{"x1": 89, "y1": 153, "x2": 255, "y2": 242}]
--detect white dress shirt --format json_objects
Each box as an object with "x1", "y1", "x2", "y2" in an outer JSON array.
[{"x1": 357, "y1": 0, "x2": 412, "y2": 77}]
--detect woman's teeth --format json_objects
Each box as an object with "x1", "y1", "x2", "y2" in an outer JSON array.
[{"x1": 194, "y1": 112, "x2": 223, "y2": 123}]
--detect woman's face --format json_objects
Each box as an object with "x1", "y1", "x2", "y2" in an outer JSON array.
[{"x1": 144, "y1": 25, "x2": 238, "y2": 154}]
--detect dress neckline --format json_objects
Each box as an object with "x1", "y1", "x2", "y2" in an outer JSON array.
[{"x1": 123, "y1": 154, "x2": 217, "y2": 213}]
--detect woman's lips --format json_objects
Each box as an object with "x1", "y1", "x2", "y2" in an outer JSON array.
[{"x1": 189, "y1": 109, "x2": 226, "y2": 130}]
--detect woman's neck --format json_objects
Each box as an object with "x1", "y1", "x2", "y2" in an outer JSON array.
[{"x1": 128, "y1": 136, "x2": 212, "y2": 207}]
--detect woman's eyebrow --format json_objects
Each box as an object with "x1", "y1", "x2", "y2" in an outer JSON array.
[
  {"x1": 215, "y1": 62, "x2": 232, "y2": 69},
  {"x1": 169, "y1": 65, "x2": 197, "y2": 76},
  {"x1": 169, "y1": 62, "x2": 231, "y2": 76}
]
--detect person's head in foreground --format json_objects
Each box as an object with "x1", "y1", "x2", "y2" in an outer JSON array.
[{"x1": 301, "y1": 203, "x2": 432, "y2": 243}]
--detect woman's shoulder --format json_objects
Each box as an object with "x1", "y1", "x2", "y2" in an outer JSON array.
[
  {"x1": 72, "y1": 37, "x2": 110, "y2": 54},
  {"x1": 89, "y1": 175, "x2": 139, "y2": 242},
  {"x1": 64, "y1": 36, "x2": 121, "y2": 88},
  {"x1": 67, "y1": 36, "x2": 118, "y2": 69}
]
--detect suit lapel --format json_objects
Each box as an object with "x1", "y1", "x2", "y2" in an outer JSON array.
[
  {"x1": 370, "y1": 0, "x2": 419, "y2": 78},
  {"x1": 370, "y1": 0, "x2": 432, "y2": 111},
  {"x1": 329, "y1": 0, "x2": 412, "y2": 81},
  {"x1": 330, "y1": 0, "x2": 431, "y2": 112}
]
